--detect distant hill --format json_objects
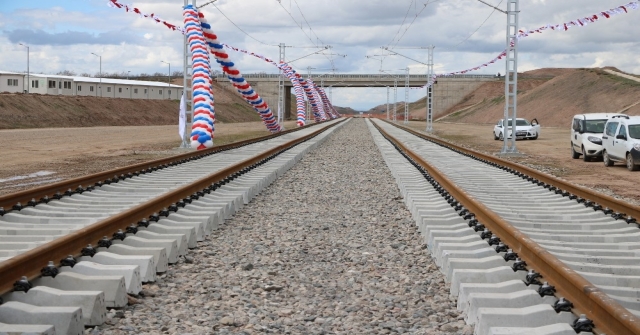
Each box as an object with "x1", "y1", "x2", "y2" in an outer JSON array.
[
  {"x1": 0, "y1": 81, "x2": 261, "y2": 129},
  {"x1": 411, "y1": 67, "x2": 640, "y2": 127},
  {"x1": 334, "y1": 106, "x2": 361, "y2": 115}
]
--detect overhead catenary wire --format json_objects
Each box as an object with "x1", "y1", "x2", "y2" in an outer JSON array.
[
  {"x1": 390, "y1": 0, "x2": 436, "y2": 50},
  {"x1": 454, "y1": 0, "x2": 504, "y2": 47},
  {"x1": 211, "y1": 3, "x2": 278, "y2": 46},
  {"x1": 381, "y1": 0, "x2": 436, "y2": 65},
  {"x1": 277, "y1": 0, "x2": 338, "y2": 71},
  {"x1": 291, "y1": 0, "x2": 337, "y2": 70}
]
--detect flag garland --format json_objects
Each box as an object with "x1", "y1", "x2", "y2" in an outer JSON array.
[{"x1": 183, "y1": 5, "x2": 215, "y2": 150}]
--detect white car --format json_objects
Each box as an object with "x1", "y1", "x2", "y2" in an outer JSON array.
[
  {"x1": 493, "y1": 118, "x2": 540, "y2": 140},
  {"x1": 571, "y1": 113, "x2": 625, "y2": 161},
  {"x1": 602, "y1": 115, "x2": 640, "y2": 171}
]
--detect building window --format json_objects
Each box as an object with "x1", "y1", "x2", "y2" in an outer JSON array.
[
  {"x1": 62, "y1": 81, "x2": 70, "y2": 89},
  {"x1": 144, "y1": 89, "x2": 147, "y2": 94},
  {"x1": 159, "y1": 89, "x2": 163, "y2": 95},
  {"x1": 7, "y1": 79, "x2": 18, "y2": 86},
  {"x1": 32, "y1": 80, "x2": 39, "y2": 88},
  {"x1": 168, "y1": 90, "x2": 171, "y2": 96},
  {"x1": 134, "y1": 88, "x2": 138, "y2": 94},
  {"x1": 48, "y1": 80, "x2": 56, "y2": 88},
  {"x1": 78, "y1": 85, "x2": 82, "y2": 91},
  {"x1": 90, "y1": 86, "x2": 94, "y2": 92},
  {"x1": 107, "y1": 87, "x2": 111, "y2": 93},
  {"x1": 118, "y1": 87, "x2": 122, "y2": 93}
]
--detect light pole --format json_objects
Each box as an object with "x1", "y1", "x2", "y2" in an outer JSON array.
[
  {"x1": 19, "y1": 43, "x2": 29, "y2": 93},
  {"x1": 127, "y1": 71, "x2": 131, "y2": 80},
  {"x1": 91, "y1": 52, "x2": 102, "y2": 97},
  {"x1": 161, "y1": 60, "x2": 171, "y2": 99}
]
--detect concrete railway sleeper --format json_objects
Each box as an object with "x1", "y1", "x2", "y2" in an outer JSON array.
[
  {"x1": 0, "y1": 119, "x2": 347, "y2": 334},
  {"x1": 370, "y1": 118, "x2": 640, "y2": 335}
]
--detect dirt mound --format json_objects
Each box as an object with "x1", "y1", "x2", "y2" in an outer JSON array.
[
  {"x1": 439, "y1": 68, "x2": 640, "y2": 127},
  {"x1": 0, "y1": 82, "x2": 261, "y2": 129}
]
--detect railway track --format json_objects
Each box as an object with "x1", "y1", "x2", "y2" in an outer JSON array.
[
  {"x1": 0, "y1": 119, "x2": 346, "y2": 334},
  {"x1": 370, "y1": 118, "x2": 640, "y2": 334},
  {"x1": 1, "y1": 117, "x2": 640, "y2": 334}
]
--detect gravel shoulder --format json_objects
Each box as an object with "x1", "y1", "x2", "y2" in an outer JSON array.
[
  {"x1": 0, "y1": 121, "x2": 298, "y2": 196},
  {"x1": 405, "y1": 121, "x2": 640, "y2": 206},
  {"x1": 96, "y1": 119, "x2": 468, "y2": 335}
]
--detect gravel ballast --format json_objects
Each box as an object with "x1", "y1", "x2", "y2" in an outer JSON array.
[{"x1": 95, "y1": 118, "x2": 469, "y2": 334}]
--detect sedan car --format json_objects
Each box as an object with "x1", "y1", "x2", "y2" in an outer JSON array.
[{"x1": 493, "y1": 118, "x2": 540, "y2": 140}]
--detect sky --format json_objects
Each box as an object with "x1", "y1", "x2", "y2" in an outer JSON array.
[{"x1": 1, "y1": 0, "x2": 639, "y2": 110}]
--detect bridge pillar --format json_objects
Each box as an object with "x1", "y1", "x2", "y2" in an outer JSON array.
[{"x1": 284, "y1": 89, "x2": 292, "y2": 121}]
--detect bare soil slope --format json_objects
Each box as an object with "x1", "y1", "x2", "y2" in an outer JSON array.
[
  {"x1": 437, "y1": 68, "x2": 640, "y2": 126},
  {"x1": 0, "y1": 81, "x2": 261, "y2": 129}
]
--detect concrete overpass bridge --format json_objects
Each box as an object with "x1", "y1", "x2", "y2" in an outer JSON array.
[{"x1": 214, "y1": 73, "x2": 499, "y2": 120}]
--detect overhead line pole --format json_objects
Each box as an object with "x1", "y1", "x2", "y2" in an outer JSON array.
[
  {"x1": 278, "y1": 43, "x2": 286, "y2": 126},
  {"x1": 404, "y1": 67, "x2": 410, "y2": 124},
  {"x1": 426, "y1": 45, "x2": 434, "y2": 133},
  {"x1": 502, "y1": 0, "x2": 519, "y2": 154},
  {"x1": 181, "y1": 0, "x2": 196, "y2": 148}
]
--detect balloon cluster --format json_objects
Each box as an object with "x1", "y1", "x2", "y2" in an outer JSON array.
[
  {"x1": 278, "y1": 63, "x2": 307, "y2": 127},
  {"x1": 199, "y1": 12, "x2": 280, "y2": 132},
  {"x1": 184, "y1": 5, "x2": 215, "y2": 149}
]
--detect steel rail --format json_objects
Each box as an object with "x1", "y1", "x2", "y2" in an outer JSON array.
[
  {"x1": 0, "y1": 119, "x2": 345, "y2": 296},
  {"x1": 387, "y1": 121, "x2": 640, "y2": 222},
  {"x1": 373, "y1": 121, "x2": 640, "y2": 335},
  {"x1": 0, "y1": 120, "x2": 332, "y2": 211}
]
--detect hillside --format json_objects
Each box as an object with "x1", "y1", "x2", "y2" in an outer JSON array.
[
  {"x1": 0, "y1": 81, "x2": 261, "y2": 129},
  {"x1": 431, "y1": 68, "x2": 640, "y2": 127}
]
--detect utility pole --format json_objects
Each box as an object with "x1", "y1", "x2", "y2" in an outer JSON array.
[
  {"x1": 502, "y1": 0, "x2": 520, "y2": 154},
  {"x1": 306, "y1": 66, "x2": 315, "y2": 121},
  {"x1": 277, "y1": 43, "x2": 286, "y2": 125},
  {"x1": 393, "y1": 79, "x2": 398, "y2": 123},
  {"x1": 91, "y1": 52, "x2": 102, "y2": 97},
  {"x1": 404, "y1": 67, "x2": 410, "y2": 124},
  {"x1": 426, "y1": 45, "x2": 435, "y2": 133},
  {"x1": 386, "y1": 86, "x2": 390, "y2": 120},
  {"x1": 181, "y1": 0, "x2": 196, "y2": 148},
  {"x1": 161, "y1": 60, "x2": 171, "y2": 99},
  {"x1": 19, "y1": 43, "x2": 29, "y2": 93}
]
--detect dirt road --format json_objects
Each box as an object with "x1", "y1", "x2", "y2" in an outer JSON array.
[
  {"x1": 406, "y1": 121, "x2": 639, "y2": 205},
  {"x1": 0, "y1": 121, "x2": 297, "y2": 195},
  {"x1": 1, "y1": 120, "x2": 637, "y2": 207}
]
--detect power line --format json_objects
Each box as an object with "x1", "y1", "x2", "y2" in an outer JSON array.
[
  {"x1": 277, "y1": 0, "x2": 337, "y2": 70},
  {"x1": 211, "y1": 3, "x2": 278, "y2": 46},
  {"x1": 292, "y1": 0, "x2": 324, "y2": 46},
  {"x1": 291, "y1": 0, "x2": 337, "y2": 69},
  {"x1": 454, "y1": 0, "x2": 504, "y2": 47},
  {"x1": 382, "y1": 0, "x2": 435, "y2": 65},
  {"x1": 391, "y1": 0, "x2": 436, "y2": 50},
  {"x1": 385, "y1": 0, "x2": 415, "y2": 50}
]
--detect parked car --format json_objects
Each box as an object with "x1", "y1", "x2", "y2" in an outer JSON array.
[
  {"x1": 602, "y1": 115, "x2": 640, "y2": 171},
  {"x1": 571, "y1": 113, "x2": 625, "y2": 161},
  {"x1": 493, "y1": 118, "x2": 540, "y2": 140}
]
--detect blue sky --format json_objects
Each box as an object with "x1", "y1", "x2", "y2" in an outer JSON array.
[{"x1": 1, "y1": 0, "x2": 639, "y2": 110}]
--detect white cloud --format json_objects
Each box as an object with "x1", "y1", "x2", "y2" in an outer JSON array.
[{"x1": 1, "y1": 0, "x2": 639, "y2": 109}]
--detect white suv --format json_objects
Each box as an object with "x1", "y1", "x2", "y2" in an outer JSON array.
[
  {"x1": 571, "y1": 113, "x2": 625, "y2": 161},
  {"x1": 602, "y1": 115, "x2": 640, "y2": 171}
]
